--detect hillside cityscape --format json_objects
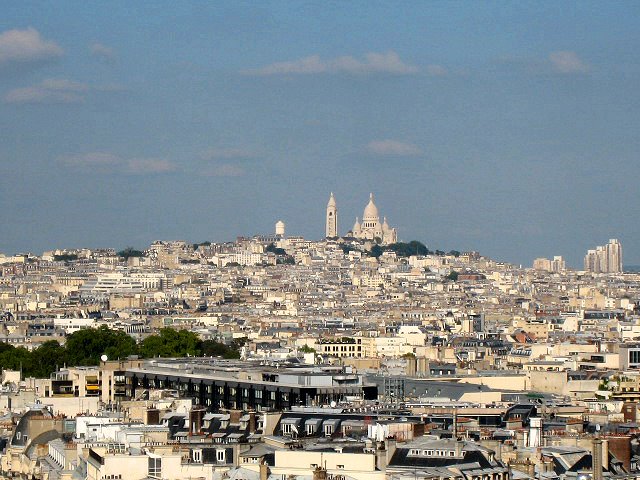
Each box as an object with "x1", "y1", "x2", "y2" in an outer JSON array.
[
  {"x1": 0, "y1": 193, "x2": 636, "y2": 479},
  {"x1": 2, "y1": 2, "x2": 639, "y2": 480}
]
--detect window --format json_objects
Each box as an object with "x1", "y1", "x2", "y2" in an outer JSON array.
[
  {"x1": 306, "y1": 424, "x2": 315, "y2": 435},
  {"x1": 337, "y1": 465, "x2": 344, "y2": 469},
  {"x1": 324, "y1": 424, "x2": 334, "y2": 436},
  {"x1": 282, "y1": 423, "x2": 293, "y2": 435},
  {"x1": 192, "y1": 449, "x2": 202, "y2": 463},
  {"x1": 148, "y1": 457, "x2": 161, "y2": 479},
  {"x1": 216, "y1": 449, "x2": 226, "y2": 463}
]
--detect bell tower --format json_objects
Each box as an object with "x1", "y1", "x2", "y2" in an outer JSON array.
[{"x1": 326, "y1": 192, "x2": 338, "y2": 238}]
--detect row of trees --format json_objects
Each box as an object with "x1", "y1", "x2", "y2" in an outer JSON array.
[
  {"x1": 369, "y1": 241, "x2": 460, "y2": 259},
  {"x1": 0, "y1": 326, "x2": 245, "y2": 379}
]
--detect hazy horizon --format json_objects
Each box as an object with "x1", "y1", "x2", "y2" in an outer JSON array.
[{"x1": 1, "y1": 2, "x2": 638, "y2": 267}]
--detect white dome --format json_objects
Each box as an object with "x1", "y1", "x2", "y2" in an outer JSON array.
[{"x1": 363, "y1": 193, "x2": 379, "y2": 221}]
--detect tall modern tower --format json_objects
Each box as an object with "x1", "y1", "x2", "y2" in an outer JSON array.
[
  {"x1": 606, "y1": 239, "x2": 623, "y2": 273},
  {"x1": 326, "y1": 193, "x2": 338, "y2": 238},
  {"x1": 584, "y1": 239, "x2": 623, "y2": 273}
]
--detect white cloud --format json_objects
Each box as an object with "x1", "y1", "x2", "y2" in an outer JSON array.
[
  {"x1": 90, "y1": 42, "x2": 116, "y2": 62},
  {"x1": 0, "y1": 27, "x2": 63, "y2": 66},
  {"x1": 548, "y1": 51, "x2": 590, "y2": 74},
  {"x1": 367, "y1": 140, "x2": 422, "y2": 156},
  {"x1": 200, "y1": 147, "x2": 254, "y2": 160},
  {"x1": 61, "y1": 152, "x2": 121, "y2": 168},
  {"x1": 4, "y1": 78, "x2": 88, "y2": 104},
  {"x1": 245, "y1": 51, "x2": 418, "y2": 76},
  {"x1": 4, "y1": 78, "x2": 125, "y2": 104},
  {"x1": 127, "y1": 158, "x2": 175, "y2": 174},
  {"x1": 60, "y1": 152, "x2": 175, "y2": 175},
  {"x1": 203, "y1": 164, "x2": 246, "y2": 177},
  {"x1": 426, "y1": 64, "x2": 448, "y2": 76}
]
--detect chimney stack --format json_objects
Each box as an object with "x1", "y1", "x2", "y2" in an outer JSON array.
[
  {"x1": 593, "y1": 438, "x2": 603, "y2": 480},
  {"x1": 249, "y1": 411, "x2": 256, "y2": 434},
  {"x1": 259, "y1": 461, "x2": 269, "y2": 480}
]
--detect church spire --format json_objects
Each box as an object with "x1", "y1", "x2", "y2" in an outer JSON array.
[{"x1": 325, "y1": 192, "x2": 338, "y2": 238}]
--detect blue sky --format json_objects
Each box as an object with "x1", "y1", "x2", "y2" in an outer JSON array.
[{"x1": 0, "y1": 1, "x2": 638, "y2": 267}]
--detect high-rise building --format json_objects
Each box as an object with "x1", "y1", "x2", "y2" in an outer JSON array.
[
  {"x1": 584, "y1": 249, "x2": 600, "y2": 273},
  {"x1": 533, "y1": 256, "x2": 566, "y2": 272},
  {"x1": 584, "y1": 239, "x2": 622, "y2": 273},
  {"x1": 606, "y1": 238, "x2": 623, "y2": 273},
  {"x1": 325, "y1": 193, "x2": 338, "y2": 238}
]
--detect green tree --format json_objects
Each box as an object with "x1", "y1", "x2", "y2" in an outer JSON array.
[
  {"x1": 64, "y1": 326, "x2": 138, "y2": 365},
  {"x1": 385, "y1": 241, "x2": 430, "y2": 257},
  {"x1": 53, "y1": 254, "x2": 78, "y2": 262},
  {"x1": 28, "y1": 340, "x2": 65, "y2": 378},
  {"x1": 266, "y1": 243, "x2": 288, "y2": 256},
  {"x1": 200, "y1": 339, "x2": 242, "y2": 359},
  {"x1": 299, "y1": 345, "x2": 316, "y2": 353},
  {"x1": 0, "y1": 346, "x2": 32, "y2": 377},
  {"x1": 370, "y1": 245, "x2": 383, "y2": 258},
  {"x1": 340, "y1": 244, "x2": 359, "y2": 255},
  {"x1": 139, "y1": 328, "x2": 201, "y2": 358},
  {"x1": 117, "y1": 247, "x2": 144, "y2": 259},
  {"x1": 447, "y1": 271, "x2": 459, "y2": 281}
]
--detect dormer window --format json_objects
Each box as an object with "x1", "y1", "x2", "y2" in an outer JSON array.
[
  {"x1": 192, "y1": 449, "x2": 202, "y2": 463},
  {"x1": 216, "y1": 449, "x2": 226, "y2": 463}
]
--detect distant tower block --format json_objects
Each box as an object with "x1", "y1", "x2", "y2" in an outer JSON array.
[
  {"x1": 275, "y1": 220, "x2": 285, "y2": 237},
  {"x1": 326, "y1": 192, "x2": 338, "y2": 238}
]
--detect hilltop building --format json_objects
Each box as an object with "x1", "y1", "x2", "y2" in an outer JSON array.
[
  {"x1": 347, "y1": 193, "x2": 398, "y2": 245},
  {"x1": 325, "y1": 193, "x2": 338, "y2": 238}
]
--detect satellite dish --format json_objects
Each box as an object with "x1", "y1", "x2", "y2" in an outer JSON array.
[
  {"x1": 100, "y1": 354, "x2": 108, "y2": 362},
  {"x1": 330, "y1": 401, "x2": 337, "y2": 408}
]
